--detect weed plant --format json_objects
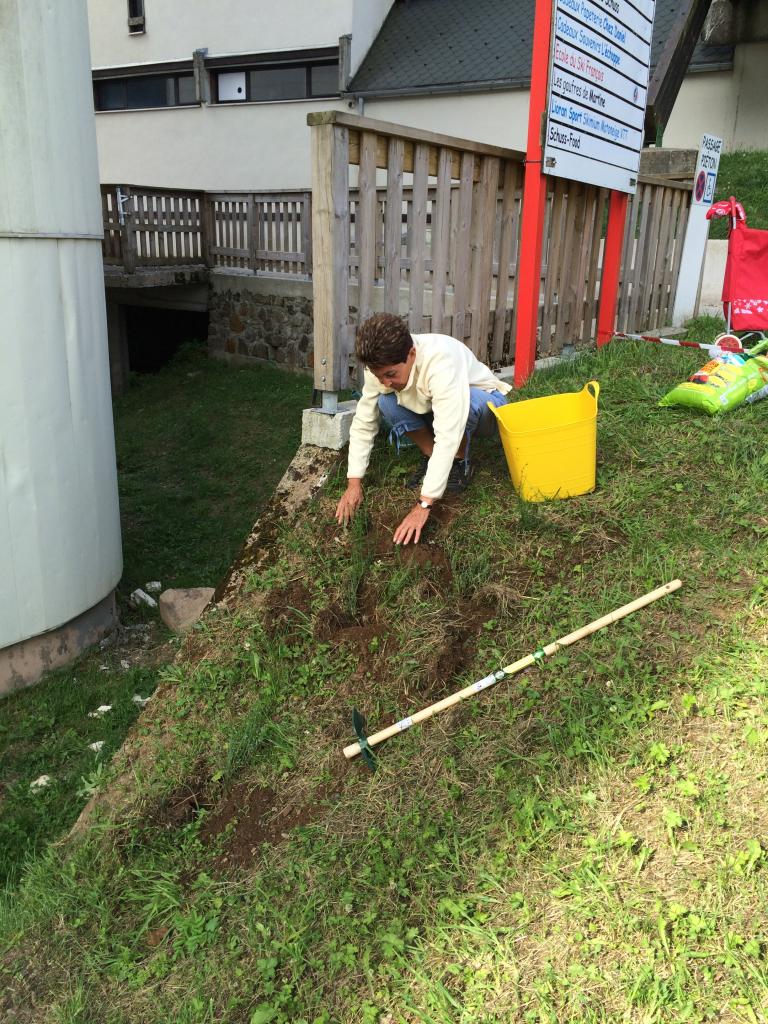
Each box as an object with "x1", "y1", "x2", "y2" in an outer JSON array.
[{"x1": 3, "y1": 340, "x2": 768, "y2": 1022}]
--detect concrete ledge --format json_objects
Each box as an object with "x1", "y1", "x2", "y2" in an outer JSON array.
[
  {"x1": 215, "y1": 445, "x2": 344, "y2": 606},
  {"x1": 104, "y1": 266, "x2": 209, "y2": 289},
  {"x1": 210, "y1": 269, "x2": 314, "y2": 300},
  {"x1": 639, "y1": 148, "x2": 697, "y2": 179},
  {"x1": 301, "y1": 401, "x2": 358, "y2": 450},
  {"x1": 0, "y1": 592, "x2": 118, "y2": 696}
]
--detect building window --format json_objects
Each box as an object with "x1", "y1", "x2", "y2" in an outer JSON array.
[
  {"x1": 94, "y1": 73, "x2": 196, "y2": 111},
  {"x1": 214, "y1": 60, "x2": 339, "y2": 103},
  {"x1": 127, "y1": 0, "x2": 145, "y2": 34},
  {"x1": 250, "y1": 66, "x2": 306, "y2": 102},
  {"x1": 310, "y1": 63, "x2": 339, "y2": 97}
]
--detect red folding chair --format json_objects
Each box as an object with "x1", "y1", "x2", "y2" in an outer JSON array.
[{"x1": 707, "y1": 196, "x2": 768, "y2": 347}]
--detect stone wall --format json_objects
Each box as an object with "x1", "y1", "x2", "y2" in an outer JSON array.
[{"x1": 207, "y1": 272, "x2": 314, "y2": 373}]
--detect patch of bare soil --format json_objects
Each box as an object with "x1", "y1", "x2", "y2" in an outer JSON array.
[
  {"x1": 262, "y1": 579, "x2": 313, "y2": 637},
  {"x1": 98, "y1": 617, "x2": 176, "y2": 673},
  {"x1": 423, "y1": 603, "x2": 498, "y2": 694},
  {"x1": 146, "y1": 776, "x2": 212, "y2": 831},
  {"x1": 198, "y1": 777, "x2": 341, "y2": 870},
  {"x1": 314, "y1": 601, "x2": 356, "y2": 640},
  {"x1": 198, "y1": 782, "x2": 278, "y2": 861},
  {"x1": 367, "y1": 509, "x2": 452, "y2": 577},
  {"x1": 317, "y1": 615, "x2": 381, "y2": 656}
]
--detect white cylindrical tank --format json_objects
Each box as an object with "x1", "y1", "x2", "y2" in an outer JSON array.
[{"x1": 0, "y1": 0, "x2": 122, "y2": 687}]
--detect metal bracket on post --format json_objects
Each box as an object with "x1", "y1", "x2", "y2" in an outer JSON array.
[
  {"x1": 313, "y1": 354, "x2": 339, "y2": 414},
  {"x1": 310, "y1": 389, "x2": 340, "y2": 415},
  {"x1": 115, "y1": 185, "x2": 130, "y2": 226},
  {"x1": 321, "y1": 391, "x2": 339, "y2": 415}
]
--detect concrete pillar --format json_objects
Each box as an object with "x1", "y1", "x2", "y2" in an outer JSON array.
[{"x1": 1, "y1": 0, "x2": 122, "y2": 688}]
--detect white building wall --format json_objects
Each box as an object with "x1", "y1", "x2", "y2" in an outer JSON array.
[
  {"x1": 666, "y1": 43, "x2": 768, "y2": 151},
  {"x1": 88, "y1": 0, "x2": 354, "y2": 67},
  {"x1": 364, "y1": 92, "x2": 531, "y2": 152},
  {"x1": 95, "y1": 98, "x2": 348, "y2": 190}
]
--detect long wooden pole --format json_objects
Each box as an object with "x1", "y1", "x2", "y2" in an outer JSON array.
[{"x1": 343, "y1": 579, "x2": 682, "y2": 760}]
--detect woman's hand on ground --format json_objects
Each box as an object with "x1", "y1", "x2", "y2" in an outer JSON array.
[
  {"x1": 393, "y1": 503, "x2": 431, "y2": 545},
  {"x1": 335, "y1": 480, "x2": 364, "y2": 525}
]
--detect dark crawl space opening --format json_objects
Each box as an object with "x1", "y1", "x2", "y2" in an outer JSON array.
[{"x1": 125, "y1": 306, "x2": 210, "y2": 373}]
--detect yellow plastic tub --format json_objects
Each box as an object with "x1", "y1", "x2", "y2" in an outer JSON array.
[{"x1": 489, "y1": 381, "x2": 600, "y2": 502}]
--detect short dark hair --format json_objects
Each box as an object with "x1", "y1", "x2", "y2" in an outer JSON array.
[{"x1": 355, "y1": 313, "x2": 413, "y2": 368}]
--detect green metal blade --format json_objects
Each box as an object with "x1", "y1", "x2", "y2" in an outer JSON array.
[{"x1": 352, "y1": 707, "x2": 377, "y2": 772}]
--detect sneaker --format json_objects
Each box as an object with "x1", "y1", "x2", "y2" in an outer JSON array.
[
  {"x1": 405, "y1": 455, "x2": 430, "y2": 490},
  {"x1": 445, "y1": 459, "x2": 473, "y2": 494}
]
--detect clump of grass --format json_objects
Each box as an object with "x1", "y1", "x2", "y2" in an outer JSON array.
[{"x1": 683, "y1": 313, "x2": 727, "y2": 346}]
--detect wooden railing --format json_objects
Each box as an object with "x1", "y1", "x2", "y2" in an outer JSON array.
[
  {"x1": 101, "y1": 186, "x2": 312, "y2": 277},
  {"x1": 307, "y1": 111, "x2": 692, "y2": 393},
  {"x1": 206, "y1": 192, "x2": 312, "y2": 276},
  {"x1": 101, "y1": 185, "x2": 206, "y2": 271}
]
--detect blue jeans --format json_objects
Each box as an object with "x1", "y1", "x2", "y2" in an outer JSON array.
[{"x1": 378, "y1": 388, "x2": 508, "y2": 460}]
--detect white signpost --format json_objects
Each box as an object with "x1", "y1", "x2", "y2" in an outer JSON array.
[
  {"x1": 543, "y1": 0, "x2": 656, "y2": 193},
  {"x1": 671, "y1": 133, "x2": 724, "y2": 326}
]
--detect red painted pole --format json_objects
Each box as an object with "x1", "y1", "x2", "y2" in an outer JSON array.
[
  {"x1": 596, "y1": 190, "x2": 629, "y2": 346},
  {"x1": 513, "y1": 0, "x2": 554, "y2": 388}
]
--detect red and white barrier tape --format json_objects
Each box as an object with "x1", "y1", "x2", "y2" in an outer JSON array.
[{"x1": 612, "y1": 332, "x2": 743, "y2": 353}]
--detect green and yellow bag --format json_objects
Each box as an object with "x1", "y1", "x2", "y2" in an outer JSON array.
[{"x1": 659, "y1": 341, "x2": 768, "y2": 415}]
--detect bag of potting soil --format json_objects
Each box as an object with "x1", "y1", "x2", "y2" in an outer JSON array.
[{"x1": 660, "y1": 344, "x2": 768, "y2": 415}]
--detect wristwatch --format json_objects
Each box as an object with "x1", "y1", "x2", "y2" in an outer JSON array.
[{"x1": 417, "y1": 499, "x2": 433, "y2": 510}]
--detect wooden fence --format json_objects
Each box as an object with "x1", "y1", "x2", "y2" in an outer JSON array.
[
  {"x1": 616, "y1": 176, "x2": 690, "y2": 333},
  {"x1": 307, "y1": 110, "x2": 692, "y2": 392},
  {"x1": 101, "y1": 185, "x2": 312, "y2": 277},
  {"x1": 101, "y1": 122, "x2": 691, "y2": 393}
]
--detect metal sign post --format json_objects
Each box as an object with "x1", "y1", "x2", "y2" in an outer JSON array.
[
  {"x1": 513, "y1": 0, "x2": 554, "y2": 388},
  {"x1": 671, "y1": 133, "x2": 723, "y2": 326},
  {"x1": 515, "y1": 0, "x2": 657, "y2": 379},
  {"x1": 597, "y1": 190, "x2": 629, "y2": 345}
]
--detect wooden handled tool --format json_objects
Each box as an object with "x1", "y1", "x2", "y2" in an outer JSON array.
[{"x1": 344, "y1": 579, "x2": 682, "y2": 761}]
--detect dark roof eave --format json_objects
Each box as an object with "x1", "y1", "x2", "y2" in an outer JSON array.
[
  {"x1": 349, "y1": 61, "x2": 732, "y2": 101},
  {"x1": 348, "y1": 78, "x2": 531, "y2": 100},
  {"x1": 685, "y1": 61, "x2": 733, "y2": 73}
]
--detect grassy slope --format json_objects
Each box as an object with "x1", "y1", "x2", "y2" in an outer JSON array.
[
  {"x1": 709, "y1": 151, "x2": 768, "y2": 240},
  {"x1": 114, "y1": 345, "x2": 312, "y2": 591},
  {"x1": 2, "y1": 340, "x2": 768, "y2": 1024},
  {"x1": 0, "y1": 349, "x2": 312, "y2": 890}
]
